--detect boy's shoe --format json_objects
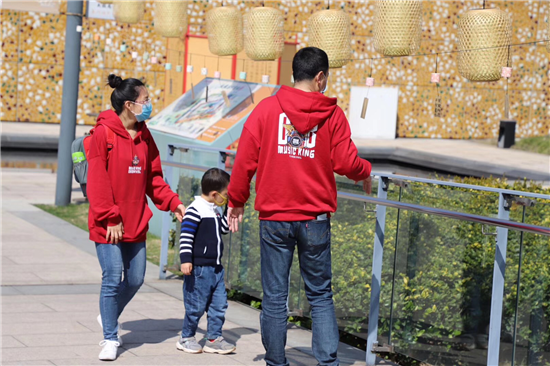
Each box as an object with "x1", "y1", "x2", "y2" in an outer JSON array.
[
  {"x1": 176, "y1": 336, "x2": 203, "y2": 354},
  {"x1": 97, "y1": 314, "x2": 123, "y2": 346},
  {"x1": 203, "y1": 337, "x2": 236, "y2": 354},
  {"x1": 98, "y1": 340, "x2": 120, "y2": 361}
]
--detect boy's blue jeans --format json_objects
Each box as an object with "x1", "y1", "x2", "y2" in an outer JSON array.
[
  {"x1": 260, "y1": 219, "x2": 339, "y2": 366},
  {"x1": 95, "y1": 242, "x2": 146, "y2": 341},
  {"x1": 182, "y1": 265, "x2": 228, "y2": 339}
]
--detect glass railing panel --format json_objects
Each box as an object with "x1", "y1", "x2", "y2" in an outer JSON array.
[
  {"x1": 401, "y1": 181, "x2": 500, "y2": 218},
  {"x1": 171, "y1": 148, "x2": 223, "y2": 171},
  {"x1": 224, "y1": 182, "x2": 305, "y2": 315},
  {"x1": 389, "y1": 212, "x2": 501, "y2": 365},
  {"x1": 329, "y1": 195, "x2": 399, "y2": 344},
  {"x1": 505, "y1": 200, "x2": 550, "y2": 366}
]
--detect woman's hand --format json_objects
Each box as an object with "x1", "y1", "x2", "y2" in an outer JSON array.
[
  {"x1": 174, "y1": 204, "x2": 186, "y2": 222},
  {"x1": 106, "y1": 222, "x2": 124, "y2": 244}
]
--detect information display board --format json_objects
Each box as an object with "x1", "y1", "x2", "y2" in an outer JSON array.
[{"x1": 148, "y1": 78, "x2": 279, "y2": 146}]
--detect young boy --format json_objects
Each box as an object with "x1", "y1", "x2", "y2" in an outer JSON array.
[{"x1": 177, "y1": 168, "x2": 236, "y2": 355}]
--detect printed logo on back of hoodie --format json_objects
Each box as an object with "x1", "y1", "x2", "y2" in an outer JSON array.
[{"x1": 277, "y1": 113, "x2": 317, "y2": 159}]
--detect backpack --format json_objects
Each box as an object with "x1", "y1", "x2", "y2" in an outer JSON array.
[{"x1": 71, "y1": 126, "x2": 115, "y2": 197}]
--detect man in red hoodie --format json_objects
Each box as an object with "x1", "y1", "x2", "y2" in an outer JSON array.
[{"x1": 228, "y1": 47, "x2": 372, "y2": 366}]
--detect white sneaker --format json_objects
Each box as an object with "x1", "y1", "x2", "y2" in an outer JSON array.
[
  {"x1": 98, "y1": 340, "x2": 120, "y2": 361},
  {"x1": 97, "y1": 314, "x2": 123, "y2": 345}
]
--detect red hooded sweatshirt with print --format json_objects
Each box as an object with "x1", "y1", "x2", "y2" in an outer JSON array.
[
  {"x1": 228, "y1": 85, "x2": 372, "y2": 221},
  {"x1": 87, "y1": 110, "x2": 182, "y2": 243}
]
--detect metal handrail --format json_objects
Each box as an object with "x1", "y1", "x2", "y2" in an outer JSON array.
[
  {"x1": 337, "y1": 191, "x2": 550, "y2": 237},
  {"x1": 369, "y1": 172, "x2": 550, "y2": 200},
  {"x1": 161, "y1": 159, "x2": 550, "y2": 237},
  {"x1": 166, "y1": 143, "x2": 550, "y2": 201}
]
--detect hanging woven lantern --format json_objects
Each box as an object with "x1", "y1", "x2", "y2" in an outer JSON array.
[
  {"x1": 206, "y1": 7, "x2": 243, "y2": 56},
  {"x1": 154, "y1": 1, "x2": 188, "y2": 38},
  {"x1": 244, "y1": 7, "x2": 284, "y2": 61},
  {"x1": 307, "y1": 10, "x2": 351, "y2": 68},
  {"x1": 113, "y1": 1, "x2": 145, "y2": 24},
  {"x1": 457, "y1": 8, "x2": 512, "y2": 81},
  {"x1": 373, "y1": 0, "x2": 423, "y2": 56}
]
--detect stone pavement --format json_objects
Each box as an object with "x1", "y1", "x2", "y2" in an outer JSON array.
[
  {"x1": 355, "y1": 138, "x2": 550, "y2": 183},
  {"x1": 1, "y1": 169, "x2": 383, "y2": 366}
]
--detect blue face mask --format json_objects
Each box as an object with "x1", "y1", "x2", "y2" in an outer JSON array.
[{"x1": 134, "y1": 101, "x2": 152, "y2": 122}]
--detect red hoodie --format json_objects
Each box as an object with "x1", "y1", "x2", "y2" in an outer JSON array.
[
  {"x1": 228, "y1": 85, "x2": 372, "y2": 221},
  {"x1": 87, "y1": 110, "x2": 182, "y2": 243}
]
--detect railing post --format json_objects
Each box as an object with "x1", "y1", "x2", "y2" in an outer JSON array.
[
  {"x1": 159, "y1": 145, "x2": 175, "y2": 280},
  {"x1": 487, "y1": 193, "x2": 511, "y2": 365},
  {"x1": 366, "y1": 176, "x2": 389, "y2": 366}
]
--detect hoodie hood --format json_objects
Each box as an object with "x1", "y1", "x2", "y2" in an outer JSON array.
[
  {"x1": 275, "y1": 85, "x2": 337, "y2": 135},
  {"x1": 96, "y1": 110, "x2": 149, "y2": 142}
]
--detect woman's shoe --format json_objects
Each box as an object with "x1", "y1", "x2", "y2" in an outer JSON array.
[{"x1": 98, "y1": 340, "x2": 120, "y2": 361}]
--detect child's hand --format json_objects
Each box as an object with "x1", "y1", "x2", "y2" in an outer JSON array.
[{"x1": 181, "y1": 263, "x2": 193, "y2": 276}]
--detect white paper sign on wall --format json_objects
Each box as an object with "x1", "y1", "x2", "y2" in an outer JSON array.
[
  {"x1": 348, "y1": 86, "x2": 399, "y2": 140},
  {"x1": 87, "y1": 0, "x2": 115, "y2": 20}
]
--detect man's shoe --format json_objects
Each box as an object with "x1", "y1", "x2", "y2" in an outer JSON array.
[
  {"x1": 176, "y1": 336, "x2": 203, "y2": 354},
  {"x1": 98, "y1": 340, "x2": 120, "y2": 361},
  {"x1": 97, "y1": 314, "x2": 123, "y2": 346},
  {"x1": 203, "y1": 337, "x2": 236, "y2": 355}
]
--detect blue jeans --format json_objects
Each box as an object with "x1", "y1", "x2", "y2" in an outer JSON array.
[
  {"x1": 260, "y1": 219, "x2": 339, "y2": 366},
  {"x1": 182, "y1": 265, "x2": 228, "y2": 339},
  {"x1": 96, "y1": 242, "x2": 146, "y2": 341}
]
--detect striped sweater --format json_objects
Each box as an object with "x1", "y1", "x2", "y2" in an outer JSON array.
[{"x1": 179, "y1": 196, "x2": 229, "y2": 266}]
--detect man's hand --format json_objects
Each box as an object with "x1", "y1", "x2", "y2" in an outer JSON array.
[
  {"x1": 228, "y1": 206, "x2": 244, "y2": 233},
  {"x1": 361, "y1": 176, "x2": 372, "y2": 195},
  {"x1": 181, "y1": 262, "x2": 193, "y2": 276},
  {"x1": 106, "y1": 222, "x2": 124, "y2": 244},
  {"x1": 174, "y1": 204, "x2": 186, "y2": 222}
]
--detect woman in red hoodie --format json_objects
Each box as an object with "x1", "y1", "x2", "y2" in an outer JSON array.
[{"x1": 87, "y1": 74, "x2": 185, "y2": 361}]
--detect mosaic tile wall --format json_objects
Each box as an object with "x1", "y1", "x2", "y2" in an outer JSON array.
[
  {"x1": 1, "y1": 0, "x2": 549, "y2": 138},
  {"x1": 1, "y1": 1, "x2": 167, "y2": 126}
]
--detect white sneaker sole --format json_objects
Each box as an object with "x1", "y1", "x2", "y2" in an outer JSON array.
[
  {"x1": 98, "y1": 354, "x2": 117, "y2": 361},
  {"x1": 203, "y1": 345, "x2": 236, "y2": 355},
  {"x1": 176, "y1": 341, "x2": 203, "y2": 354}
]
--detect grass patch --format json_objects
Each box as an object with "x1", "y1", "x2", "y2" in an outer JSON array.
[
  {"x1": 476, "y1": 135, "x2": 550, "y2": 155},
  {"x1": 36, "y1": 203, "x2": 183, "y2": 276},
  {"x1": 514, "y1": 135, "x2": 550, "y2": 155}
]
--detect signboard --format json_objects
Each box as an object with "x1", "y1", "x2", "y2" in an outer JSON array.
[
  {"x1": 348, "y1": 86, "x2": 399, "y2": 140},
  {"x1": 148, "y1": 78, "x2": 280, "y2": 145},
  {"x1": 87, "y1": 0, "x2": 114, "y2": 20}
]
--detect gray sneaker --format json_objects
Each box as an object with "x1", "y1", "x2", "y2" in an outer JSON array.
[
  {"x1": 203, "y1": 337, "x2": 236, "y2": 354},
  {"x1": 176, "y1": 336, "x2": 203, "y2": 354}
]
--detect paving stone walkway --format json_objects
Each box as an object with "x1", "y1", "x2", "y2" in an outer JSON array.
[{"x1": 1, "y1": 169, "x2": 381, "y2": 366}]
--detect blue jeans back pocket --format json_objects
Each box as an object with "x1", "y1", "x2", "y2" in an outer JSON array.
[{"x1": 306, "y1": 219, "x2": 331, "y2": 248}]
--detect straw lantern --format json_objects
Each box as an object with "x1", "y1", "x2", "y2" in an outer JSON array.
[
  {"x1": 154, "y1": 1, "x2": 188, "y2": 38},
  {"x1": 457, "y1": 8, "x2": 512, "y2": 81},
  {"x1": 244, "y1": 7, "x2": 284, "y2": 61},
  {"x1": 113, "y1": 1, "x2": 145, "y2": 24},
  {"x1": 307, "y1": 10, "x2": 351, "y2": 68},
  {"x1": 206, "y1": 6, "x2": 244, "y2": 56},
  {"x1": 373, "y1": 0, "x2": 423, "y2": 56}
]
